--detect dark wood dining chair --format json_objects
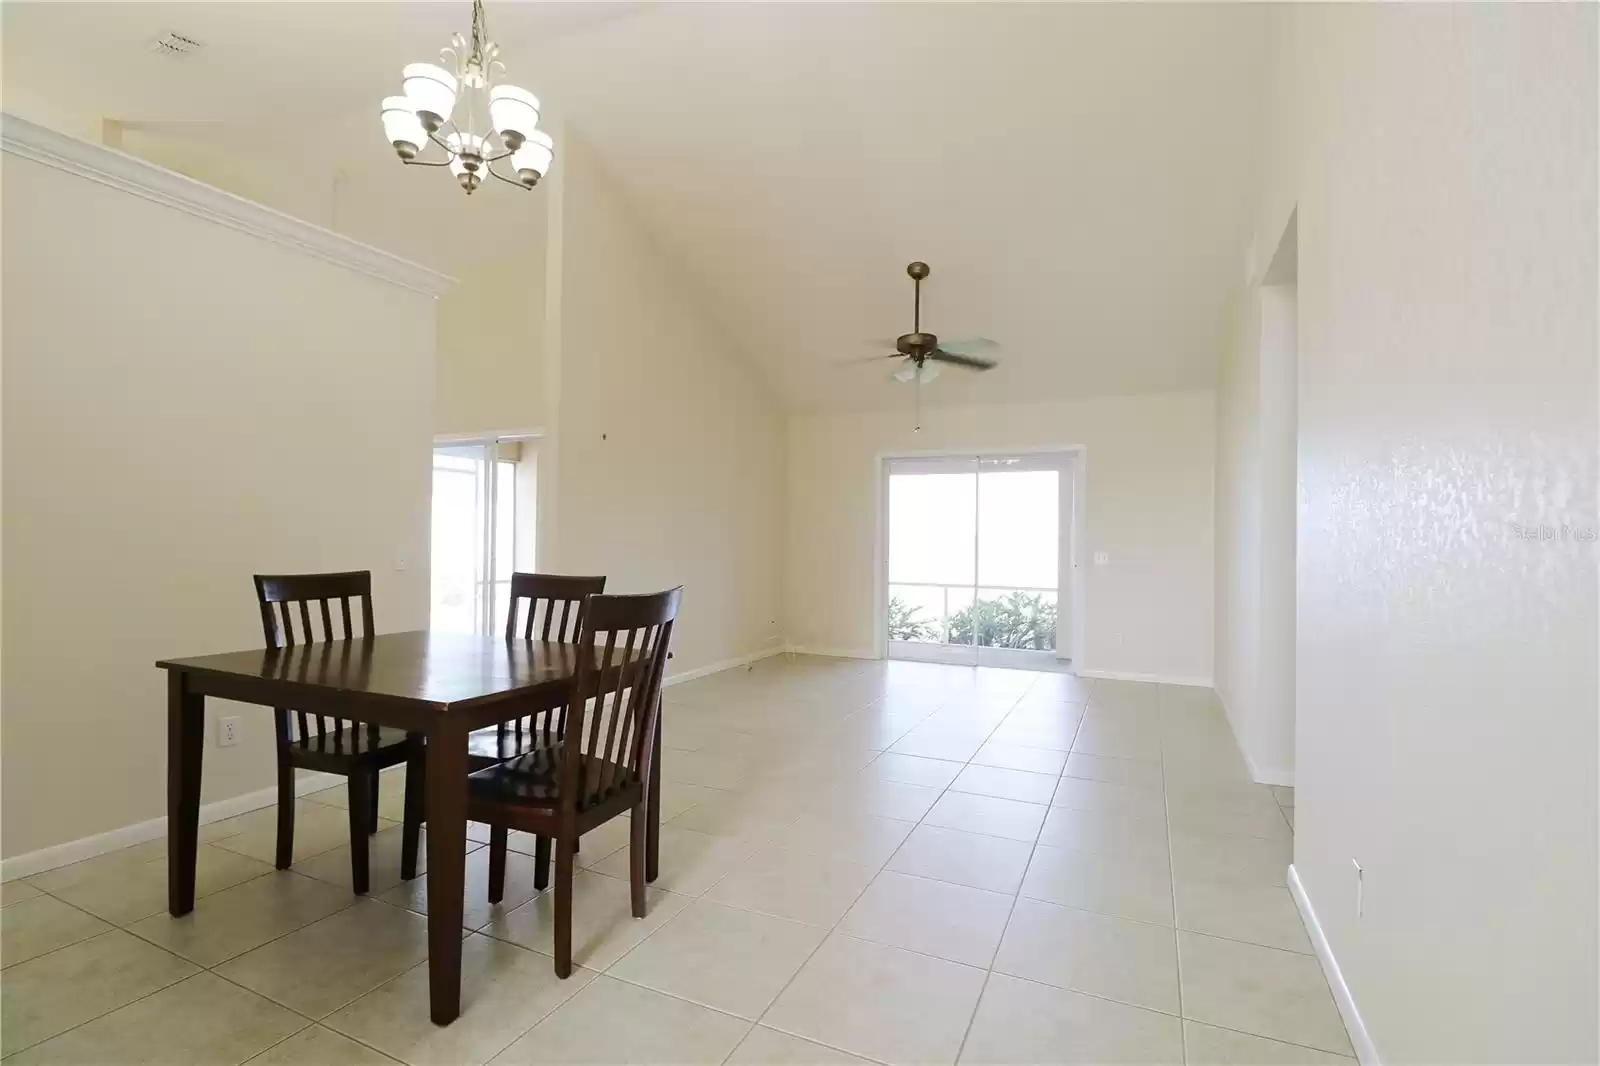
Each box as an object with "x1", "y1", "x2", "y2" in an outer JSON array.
[
  {"x1": 469, "y1": 586, "x2": 682, "y2": 977},
  {"x1": 466, "y1": 573, "x2": 608, "y2": 767},
  {"x1": 254, "y1": 571, "x2": 424, "y2": 894}
]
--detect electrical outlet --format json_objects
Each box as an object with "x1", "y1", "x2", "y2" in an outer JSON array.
[
  {"x1": 1093, "y1": 551, "x2": 1109, "y2": 566},
  {"x1": 218, "y1": 716, "x2": 240, "y2": 747},
  {"x1": 1352, "y1": 858, "x2": 1364, "y2": 917}
]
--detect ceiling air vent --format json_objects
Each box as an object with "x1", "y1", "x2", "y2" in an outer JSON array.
[{"x1": 149, "y1": 30, "x2": 205, "y2": 57}]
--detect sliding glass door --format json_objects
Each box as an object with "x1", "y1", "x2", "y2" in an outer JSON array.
[
  {"x1": 430, "y1": 438, "x2": 535, "y2": 634},
  {"x1": 885, "y1": 454, "x2": 1070, "y2": 667}
]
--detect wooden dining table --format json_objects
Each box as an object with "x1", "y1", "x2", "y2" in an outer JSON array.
[{"x1": 156, "y1": 630, "x2": 662, "y2": 1025}]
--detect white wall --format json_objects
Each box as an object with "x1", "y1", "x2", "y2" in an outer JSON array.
[
  {"x1": 1255, "y1": 284, "x2": 1297, "y2": 782},
  {"x1": 1215, "y1": 277, "x2": 1298, "y2": 785},
  {"x1": 1214, "y1": 294, "x2": 1263, "y2": 753},
  {"x1": 435, "y1": 254, "x2": 544, "y2": 436},
  {"x1": 786, "y1": 392, "x2": 1215, "y2": 682},
  {"x1": 113, "y1": 123, "x2": 548, "y2": 440},
  {"x1": 1243, "y1": 7, "x2": 1597, "y2": 1062},
  {"x1": 0, "y1": 120, "x2": 442, "y2": 859},
  {"x1": 541, "y1": 136, "x2": 784, "y2": 674}
]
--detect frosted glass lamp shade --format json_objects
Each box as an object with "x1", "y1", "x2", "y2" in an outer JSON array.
[
  {"x1": 380, "y1": 97, "x2": 427, "y2": 158},
  {"x1": 402, "y1": 63, "x2": 457, "y2": 128},
  {"x1": 446, "y1": 132, "x2": 488, "y2": 192},
  {"x1": 446, "y1": 132, "x2": 488, "y2": 172},
  {"x1": 511, "y1": 129, "x2": 554, "y2": 186},
  {"x1": 892, "y1": 362, "x2": 940, "y2": 384},
  {"x1": 489, "y1": 85, "x2": 541, "y2": 149}
]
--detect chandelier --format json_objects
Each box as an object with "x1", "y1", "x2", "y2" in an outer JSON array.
[{"x1": 379, "y1": 0, "x2": 554, "y2": 195}]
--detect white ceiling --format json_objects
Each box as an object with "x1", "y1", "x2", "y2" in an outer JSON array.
[{"x1": 3, "y1": 1, "x2": 1270, "y2": 413}]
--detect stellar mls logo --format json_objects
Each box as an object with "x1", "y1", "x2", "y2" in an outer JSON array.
[{"x1": 1510, "y1": 523, "x2": 1598, "y2": 542}]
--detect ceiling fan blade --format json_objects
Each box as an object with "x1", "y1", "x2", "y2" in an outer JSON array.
[
  {"x1": 939, "y1": 337, "x2": 1000, "y2": 356},
  {"x1": 927, "y1": 348, "x2": 998, "y2": 371},
  {"x1": 833, "y1": 352, "x2": 905, "y2": 367}
]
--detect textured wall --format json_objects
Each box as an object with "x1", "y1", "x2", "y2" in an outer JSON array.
[{"x1": 1251, "y1": 7, "x2": 1597, "y2": 1061}]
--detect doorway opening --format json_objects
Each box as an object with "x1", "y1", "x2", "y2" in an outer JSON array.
[
  {"x1": 430, "y1": 435, "x2": 538, "y2": 634},
  {"x1": 883, "y1": 453, "x2": 1074, "y2": 668}
]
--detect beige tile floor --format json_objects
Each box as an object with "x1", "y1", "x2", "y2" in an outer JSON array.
[{"x1": 1, "y1": 656, "x2": 1344, "y2": 1065}]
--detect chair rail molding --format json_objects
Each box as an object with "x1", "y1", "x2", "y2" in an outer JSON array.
[{"x1": 1, "y1": 112, "x2": 455, "y2": 299}]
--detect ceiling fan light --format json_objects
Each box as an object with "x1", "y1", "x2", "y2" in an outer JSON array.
[
  {"x1": 489, "y1": 84, "x2": 541, "y2": 149},
  {"x1": 402, "y1": 63, "x2": 458, "y2": 128},
  {"x1": 380, "y1": 96, "x2": 426, "y2": 159},
  {"x1": 891, "y1": 362, "x2": 941, "y2": 385},
  {"x1": 511, "y1": 129, "x2": 554, "y2": 183}
]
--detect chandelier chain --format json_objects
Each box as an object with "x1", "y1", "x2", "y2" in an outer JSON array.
[{"x1": 469, "y1": 0, "x2": 488, "y2": 68}]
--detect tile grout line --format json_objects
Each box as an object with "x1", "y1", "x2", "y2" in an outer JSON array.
[
  {"x1": 0, "y1": 938, "x2": 203, "y2": 1059},
  {"x1": 721, "y1": 685, "x2": 979, "y2": 1062},
  {"x1": 626, "y1": 673, "x2": 1317, "y2": 1060},
  {"x1": 718, "y1": 678, "x2": 1027, "y2": 1063},
  {"x1": 475, "y1": 662, "x2": 951, "y2": 1063},
  {"x1": 1159, "y1": 686, "x2": 1191, "y2": 1066},
  {"x1": 7, "y1": 667, "x2": 1312, "y2": 1066},
  {"x1": 618, "y1": 677, "x2": 1195, "y2": 1060},
  {"x1": 953, "y1": 685, "x2": 1085, "y2": 1062},
  {"x1": 738, "y1": 672, "x2": 1069, "y2": 1064},
  {"x1": 8, "y1": 863, "x2": 430, "y2": 1060}
]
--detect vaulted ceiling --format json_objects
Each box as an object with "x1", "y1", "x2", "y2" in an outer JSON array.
[{"x1": 3, "y1": 2, "x2": 1270, "y2": 412}]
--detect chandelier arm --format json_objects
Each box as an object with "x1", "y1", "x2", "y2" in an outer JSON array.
[
  {"x1": 426, "y1": 128, "x2": 457, "y2": 155},
  {"x1": 484, "y1": 157, "x2": 532, "y2": 189},
  {"x1": 402, "y1": 157, "x2": 455, "y2": 169}
]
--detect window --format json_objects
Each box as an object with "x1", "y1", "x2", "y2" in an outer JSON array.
[
  {"x1": 430, "y1": 438, "x2": 536, "y2": 634},
  {"x1": 885, "y1": 453, "x2": 1072, "y2": 666}
]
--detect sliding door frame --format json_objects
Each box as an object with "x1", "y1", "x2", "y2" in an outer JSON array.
[
  {"x1": 873, "y1": 444, "x2": 1085, "y2": 668},
  {"x1": 432, "y1": 429, "x2": 543, "y2": 635}
]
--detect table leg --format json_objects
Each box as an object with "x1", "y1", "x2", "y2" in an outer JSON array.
[
  {"x1": 646, "y1": 699, "x2": 662, "y2": 883},
  {"x1": 425, "y1": 724, "x2": 469, "y2": 1025},
  {"x1": 166, "y1": 671, "x2": 204, "y2": 916}
]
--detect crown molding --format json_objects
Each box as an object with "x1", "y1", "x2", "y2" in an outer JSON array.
[{"x1": 1, "y1": 113, "x2": 455, "y2": 298}]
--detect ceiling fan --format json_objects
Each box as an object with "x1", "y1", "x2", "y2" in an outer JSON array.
[
  {"x1": 848, "y1": 261, "x2": 1000, "y2": 429},
  {"x1": 875, "y1": 261, "x2": 1000, "y2": 382}
]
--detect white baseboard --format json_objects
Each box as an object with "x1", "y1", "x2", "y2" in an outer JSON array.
[
  {"x1": 1242, "y1": 750, "x2": 1296, "y2": 787},
  {"x1": 1288, "y1": 864, "x2": 1380, "y2": 1065},
  {"x1": 1075, "y1": 668, "x2": 1214, "y2": 688},
  {"x1": 1215, "y1": 693, "x2": 1297, "y2": 787},
  {"x1": 1, "y1": 771, "x2": 342, "y2": 883},
  {"x1": 783, "y1": 645, "x2": 879, "y2": 661},
  {"x1": 663, "y1": 645, "x2": 783, "y2": 687}
]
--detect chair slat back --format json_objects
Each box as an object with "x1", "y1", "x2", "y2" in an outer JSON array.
[
  {"x1": 254, "y1": 571, "x2": 376, "y2": 747},
  {"x1": 558, "y1": 588, "x2": 681, "y2": 814},
  {"x1": 500, "y1": 573, "x2": 608, "y2": 751},
  {"x1": 506, "y1": 573, "x2": 607, "y2": 642}
]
